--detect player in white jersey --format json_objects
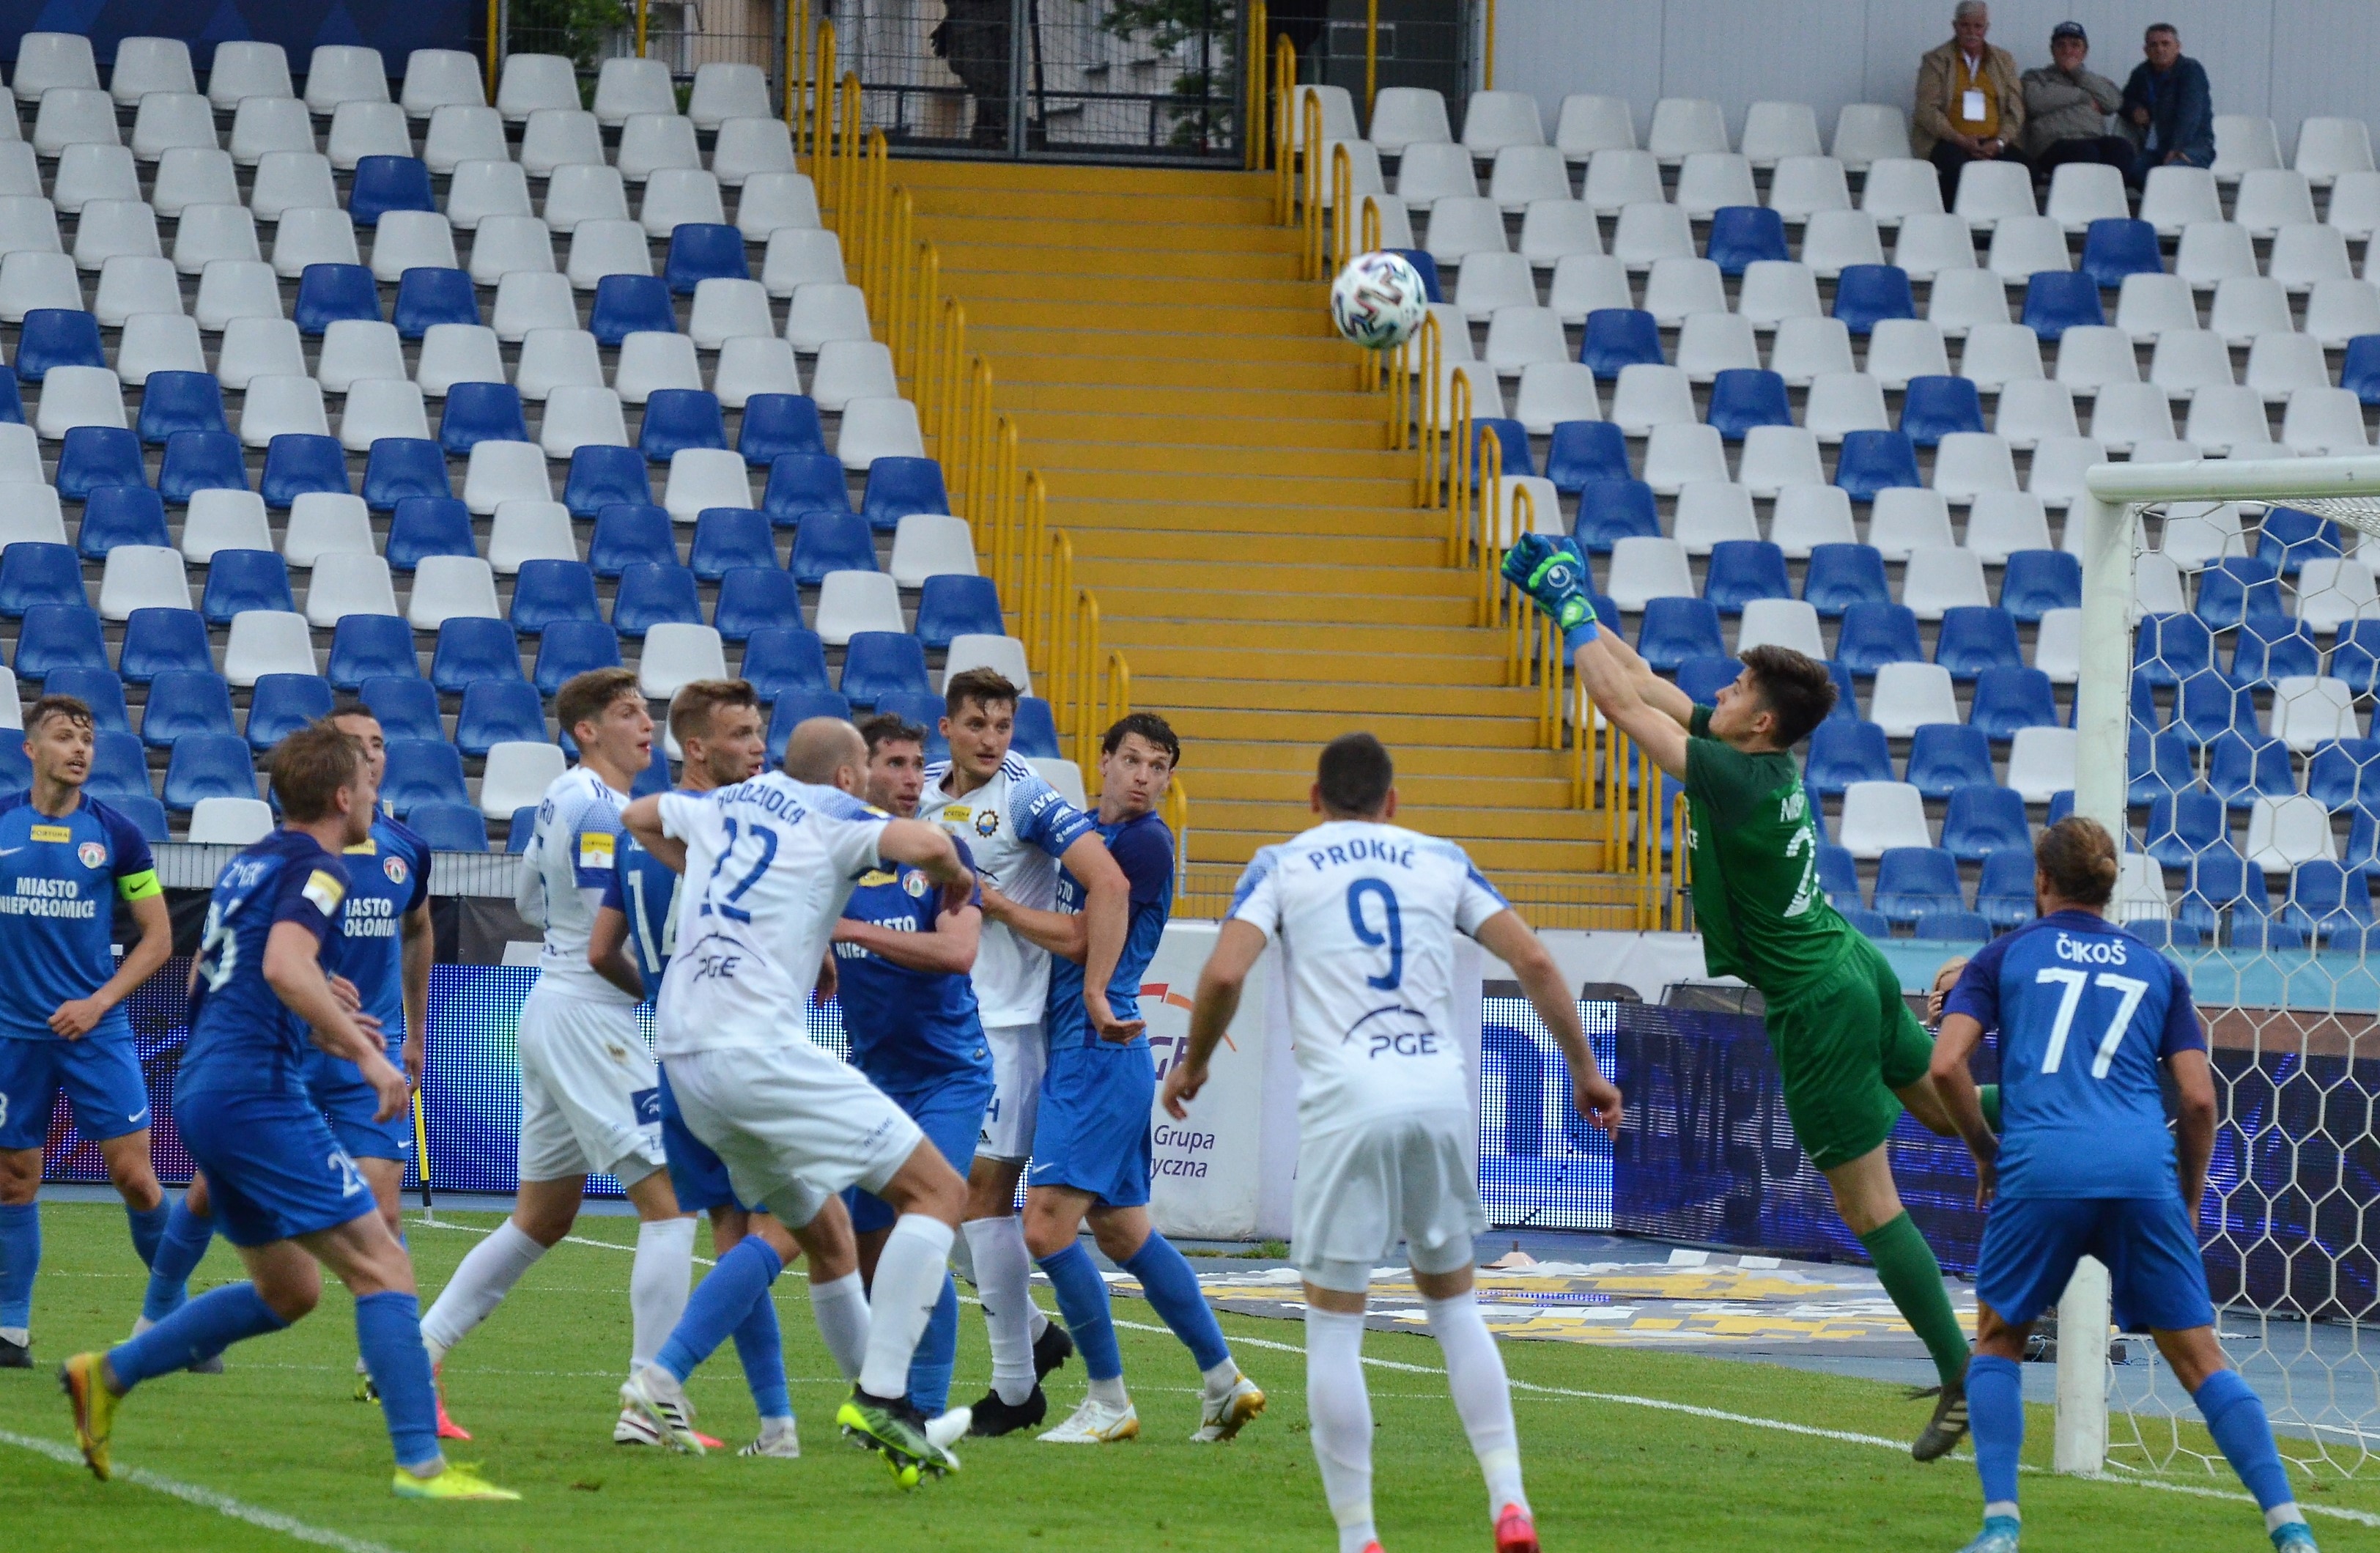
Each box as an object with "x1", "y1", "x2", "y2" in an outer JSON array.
[
  {"x1": 916, "y1": 668, "x2": 1130, "y2": 1433},
  {"x1": 418, "y1": 668, "x2": 697, "y2": 1444},
  {"x1": 1166, "y1": 734, "x2": 1623, "y2": 1553},
  {"x1": 619, "y1": 717, "x2": 978, "y2": 1486}
]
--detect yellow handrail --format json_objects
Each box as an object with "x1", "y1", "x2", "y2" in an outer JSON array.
[
  {"x1": 788, "y1": 0, "x2": 803, "y2": 134},
  {"x1": 485, "y1": 0, "x2": 500, "y2": 99},
  {"x1": 1364, "y1": 0, "x2": 1379, "y2": 114},
  {"x1": 812, "y1": 22, "x2": 836, "y2": 167},
  {"x1": 1300, "y1": 90, "x2": 1324, "y2": 278},
  {"x1": 1484, "y1": 0, "x2": 1496, "y2": 90},
  {"x1": 635, "y1": 0, "x2": 648, "y2": 59},
  {"x1": 1473, "y1": 422, "x2": 1499, "y2": 624},
  {"x1": 1670, "y1": 790, "x2": 1691, "y2": 930},
  {"x1": 1271, "y1": 34, "x2": 1297, "y2": 223},
  {"x1": 1161, "y1": 774, "x2": 1191, "y2": 904},
  {"x1": 838, "y1": 70, "x2": 861, "y2": 228},
  {"x1": 1243, "y1": 0, "x2": 1268, "y2": 172},
  {"x1": 1330, "y1": 141, "x2": 1352, "y2": 270},
  {"x1": 1413, "y1": 311, "x2": 1442, "y2": 503}
]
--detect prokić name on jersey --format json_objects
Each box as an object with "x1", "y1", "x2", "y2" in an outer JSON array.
[{"x1": 1, "y1": 876, "x2": 100, "y2": 918}]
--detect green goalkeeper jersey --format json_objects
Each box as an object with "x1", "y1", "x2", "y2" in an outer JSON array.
[{"x1": 1683, "y1": 706, "x2": 1856, "y2": 999}]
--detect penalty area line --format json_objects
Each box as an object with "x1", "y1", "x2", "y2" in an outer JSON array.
[{"x1": 0, "y1": 1428, "x2": 409, "y2": 1553}]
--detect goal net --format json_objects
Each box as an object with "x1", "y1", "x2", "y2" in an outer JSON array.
[{"x1": 2072, "y1": 454, "x2": 2380, "y2": 1485}]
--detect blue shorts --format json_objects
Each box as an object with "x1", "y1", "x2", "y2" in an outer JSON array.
[
  {"x1": 1024, "y1": 1042, "x2": 1153, "y2": 1210},
  {"x1": 302, "y1": 1044, "x2": 414, "y2": 1164},
  {"x1": 658, "y1": 1063, "x2": 759, "y2": 1216},
  {"x1": 0, "y1": 1033, "x2": 152, "y2": 1151},
  {"x1": 174, "y1": 1085, "x2": 377, "y2": 1248},
  {"x1": 1977, "y1": 1194, "x2": 2217, "y2": 1333},
  {"x1": 846, "y1": 1068, "x2": 993, "y2": 1235}
]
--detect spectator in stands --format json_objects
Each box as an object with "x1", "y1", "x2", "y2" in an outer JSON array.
[
  {"x1": 1912, "y1": 1, "x2": 2030, "y2": 207},
  {"x1": 2118, "y1": 23, "x2": 2215, "y2": 185},
  {"x1": 2021, "y1": 21, "x2": 2132, "y2": 177}
]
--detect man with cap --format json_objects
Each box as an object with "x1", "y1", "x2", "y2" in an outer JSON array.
[{"x1": 2021, "y1": 23, "x2": 2133, "y2": 177}]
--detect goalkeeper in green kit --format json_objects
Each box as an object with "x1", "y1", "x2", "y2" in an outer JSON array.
[{"x1": 1504, "y1": 535, "x2": 1976, "y2": 1461}]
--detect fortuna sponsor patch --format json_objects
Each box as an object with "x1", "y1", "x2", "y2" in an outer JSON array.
[
  {"x1": 303, "y1": 869, "x2": 347, "y2": 916},
  {"x1": 578, "y1": 832, "x2": 616, "y2": 869}
]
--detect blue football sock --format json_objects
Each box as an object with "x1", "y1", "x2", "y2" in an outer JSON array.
[
  {"x1": 657, "y1": 1235, "x2": 783, "y2": 1385},
  {"x1": 355, "y1": 1291, "x2": 441, "y2": 1471},
  {"x1": 1967, "y1": 1354, "x2": 2025, "y2": 1511},
  {"x1": 907, "y1": 1272, "x2": 958, "y2": 1416},
  {"x1": 141, "y1": 1196, "x2": 214, "y2": 1323},
  {"x1": 1038, "y1": 1242, "x2": 1123, "y2": 1383},
  {"x1": 1121, "y1": 1234, "x2": 1231, "y2": 1373},
  {"x1": 125, "y1": 1203, "x2": 171, "y2": 1268},
  {"x1": 0, "y1": 1202, "x2": 37, "y2": 1332},
  {"x1": 2195, "y1": 1368, "x2": 2296, "y2": 1514},
  {"x1": 107, "y1": 1283, "x2": 287, "y2": 1389},
  {"x1": 729, "y1": 1287, "x2": 790, "y2": 1422}
]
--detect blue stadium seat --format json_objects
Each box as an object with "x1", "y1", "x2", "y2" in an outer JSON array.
[
  {"x1": 1578, "y1": 308, "x2": 1663, "y2": 378},
  {"x1": 0, "y1": 365, "x2": 22, "y2": 427},
  {"x1": 879, "y1": 688, "x2": 956, "y2": 758},
  {"x1": 141, "y1": 670, "x2": 236, "y2": 747},
  {"x1": 1383, "y1": 248, "x2": 1443, "y2": 303},
  {"x1": 456, "y1": 678, "x2": 548, "y2": 756},
  {"x1": 761, "y1": 452, "x2": 855, "y2": 525},
  {"x1": 713, "y1": 566, "x2": 800, "y2": 642},
  {"x1": 639, "y1": 388, "x2": 728, "y2": 463},
  {"x1": 1704, "y1": 204, "x2": 1789, "y2": 274},
  {"x1": 359, "y1": 676, "x2": 444, "y2": 743},
  {"x1": 2279, "y1": 860, "x2": 2377, "y2": 946},
  {"x1": 1638, "y1": 597, "x2": 1724, "y2": 669},
  {"x1": 631, "y1": 756, "x2": 673, "y2": 798},
  {"x1": 293, "y1": 263, "x2": 380, "y2": 333},
  {"x1": 259, "y1": 433, "x2": 351, "y2": 509},
  {"x1": 2144, "y1": 788, "x2": 2230, "y2": 869},
  {"x1": 392, "y1": 268, "x2": 480, "y2": 338},
  {"x1": 2345, "y1": 335, "x2": 2380, "y2": 405},
  {"x1": 76, "y1": 486, "x2": 169, "y2": 558},
  {"x1": 1470, "y1": 417, "x2": 1533, "y2": 480},
  {"x1": 1970, "y1": 665, "x2": 2059, "y2": 740},
  {"x1": 862, "y1": 457, "x2": 951, "y2": 531},
  {"x1": 408, "y1": 801, "x2": 489, "y2": 852},
  {"x1": 158, "y1": 430, "x2": 248, "y2": 503},
  {"x1": 507, "y1": 805, "x2": 539, "y2": 852},
  {"x1": 2309, "y1": 737, "x2": 2380, "y2": 813},
  {"x1": 2020, "y1": 270, "x2": 2107, "y2": 339},
  {"x1": 135, "y1": 371, "x2": 229, "y2": 445},
  {"x1": 740, "y1": 394, "x2": 827, "y2": 467},
  {"x1": 766, "y1": 688, "x2": 855, "y2": 758},
  {"x1": 440, "y1": 383, "x2": 531, "y2": 455},
  {"x1": 363, "y1": 438, "x2": 454, "y2": 510},
  {"x1": 1897, "y1": 375, "x2": 1985, "y2": 446},
  {"x1": 589, "y1": 503, "x2": 679, "y2": 577},
  {"x1": 1912, "y1": 909, "x2": 1992, "y2": 943},
  {"x1": 244, "y1": 672, "x2": 334, "y2": 751},
  {"x1": 16, "y1": 309, "x2": 106, "y2": 380},
  {"x1": 1832, "y1": 429, "x2": 1922, "y2": 501},
  {"x1": 58, "y1": 427, "x2": 148, "y2": 505},
  {"x1": 2349, "y1": 811, "x2": 2380, "y2": 871},
  {"x1": 350, "y1": 155, "x2": 436, "y2": 224},
  {"x1": 915, "y1": 575, "x2": 1003, "y2": 651},
  {"x1": 739, "y1": 625, "x2": 832, "y2": 701},
  {"x1": 380, "y1": 739, "x2": 469, "y2": 816},
  {"x1": 1874, "y1": 846, "x2": 1963, "y2": 923},
  {"x1": 690, "y1": 508, "x2": 777, "y2": 580},
  {"x1": 2129, "y1": 673, "x2": 2160, "y2": 735},
  {"x1": 0, "y1": 544, "x2": 86, "y2": 617},
  {"x1": 1934, "y1": 605, "x2": 2024, "y2": 679},
  {"x1": 511, "y1": 558, "x2": 605, "y2": 634},
  {"x1": 1976, "y1": 846, "x2": 2041, "y2": 928},
  {"x1": 665, "y1": 223, "x2": 750, "y2": 292},
  {"x1": 1998, "y1": 548, "x2": 2081, "y2": 623},
  {"x1": 2127, "y1": 726, "x2": 2195, "y2": 805},
  {"x1": 1572, "y1": 478, "x2": 1660, "y2": 552},
  {"x1": 1011, "y1": 696, "x2": 1061, "y2": 759},
  {"x1": 1674, "y1": 654, "x2": 1743, "y2": 704},
  {"x1": 532, "y1": 619, "x2": 622, "y2": 693},
  {"x1": 839, "y1": 631, "x2": 932, "y2": 707},
  {"x1": 42, "y1": 666, "x2": 128, "y2": 732},
  {"x1": 161, "y1": 733, "x2": 255, "y2": 809},
  {"x1": 15, "y1": 605, "x2": 106, "y2": 676},
  {"x1": 1707, "y1": 368, "x2": 1792, "y2": 440},
  {"x1": 1802, "y1": 542, "x2": 1891, "y2": 617},
  {"x1": 1906, "y1": 724, "x2": 1993, "y2": 797},
  {"x1": 2231, "y1": 621, "x2": 2321, "y2": 686},
  {"x1": 2177, "y1": 848, "x2": 2265, "y2": 943},
  {"x1": 1817, "y1": 841, "x2": 1860, "y2": 907},
  {"x1": 1942, "y1": 783, "x2": 2030, "y2": 861},
  {"x1": 1703, "y1": 539, "x2": 1790, "y2": 614},
  {"x1": 1839, "y1": 906, "x2": 1892, "y2": 939},
  {"x1": 2079, "y1": 218, "x2": 2162, "y2": 289},
  {"x1": 109, "y1": 792, "x2": 169, "y2": 840},
  {"x1": 2257, "y1": 507, "x2": 2343, "y2": 573},
  {"x1": 2132, "y1": 612, "x2": 2218, "y2": 687},
  {"x1": 1545, "y1": 420, "x2": 1629, "y2": 492},
  {"x1": 200, "y1": 548, "x2": 294, "y2": 623},
  {"x1": 611, "y1": 562, "x2": 701, "y2": 635},
  {"x1": 326, "y1": 613, "x2": 420, "y2": 689},
  {"x1": 118, "y1": 608, "x2": 210, "y2": 682},
  {"x1": 1830, "y1": 264, "x2": 1915, "y2": 334},
  {"x1": 564, "y1": 444, "x2": 654, "y2": 517},
  {"x1": 432, "y1": 616, "x2": 526, "y2": 693},
  {"x1": 86, "y1": 729, "x2": 149, "y2": 800},
  {"x1": 2174, "y1": 670, "x2": 2255, "y2": 746},
  {"x1": 2207, "y1": 728, "x2": 2294, "y2": 808},
  {"x1": 2332, "y1": 620, "x2": 2380, "y2": 696},
  {"x1": 591, "y1": 274, "x2": 676, "y2": 347},
  {"x1": 2194, "y1": 556, "x2": 2288, "y2": 633},
  {"x1": 1836, "y1": 601, "x2": 1923, "y2": 675},
  {"x1": 385, "y1": 496, "x2": 476, "y2": 572},
  {"x1": 1806, "y1": 719, "x2": 1891, "y2": 797},
  {"x1": 791, "y1": 511, "x2": 878, "y2": 586}
]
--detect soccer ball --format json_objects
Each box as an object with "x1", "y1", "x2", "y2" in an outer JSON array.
[{"x1": 1329, "y1": 251, "x2": 1428, "y2": 350}]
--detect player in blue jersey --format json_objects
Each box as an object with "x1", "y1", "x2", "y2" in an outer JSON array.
[
  {"x1": 0, "y1": 696, "x2": 174, "y2": 1369},
  {"x1": 985, "y1": 712, "x2": 1264, "y2": 1445},
  {"x1": 1932, "y1": 817, "x2": 2314, "y2": 1553},
  {"x1": 59, "y1": 723, "x2": 514, "y2": 1501}
]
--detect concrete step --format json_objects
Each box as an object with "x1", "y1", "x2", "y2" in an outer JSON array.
[
  {"x1": 1124, "y1": 643, "x2": 1509, "y2": 685},
  {"x1": 1093, "y1": 583, "x2": 1476, "y2": 626},
  {"x1": 1064, "y1": 528, "x2": 1443, "y2": 566}
]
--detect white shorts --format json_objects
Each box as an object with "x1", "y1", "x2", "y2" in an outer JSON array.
[
  {"x1": 665, "y1": 1040, "x2": 925, "y2": 1231},
  {"x1": 1293, "y1": 1108, "x2": 1486, "y2": 1295},
  {"x1": 516, "y1": 985, "x2": 668, "y2": 1187},
  {"x1": 976, "y1": 1019, "x2": 1045, "y2": 1164}
]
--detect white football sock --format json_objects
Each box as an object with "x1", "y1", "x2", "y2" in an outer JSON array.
[
  {"x1": 1028, "y1": 1304, "x2": 1050, "y2": 1343},
  {"x1": 1424, "y1": 1289, "x2": 1528, "y2": 1518},
  {"x1": 963, "y1": 1215, "x2": 1036, "y2": 1406},
  {"x1": 859, "y1": 1216, "x2": 956, "y2": 1400},
  {"x1": 1304, "y1": 1306, "x2": 1376, "y2": 1553},
  {"x1": 1202, "y1": 1356, "x2": 1241, "y2": 1400},
  {"x1": 629, "y1": 1217, "x2": 698, "y2": 1375},
  {"x1": 420, "y1": 1219, "x2": 547, "y2": 1363},
  {"x1": 1087, "y1": 1375, "x2": 1129, "y2": 1409},
  {"x1": 808, "y1": 1269, "x2": 870, "y2": 1381}
]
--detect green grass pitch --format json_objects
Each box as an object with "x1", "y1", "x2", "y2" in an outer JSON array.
[{"x1": 4, "y1": 1203, "x2": 2375, "y2": 1552}]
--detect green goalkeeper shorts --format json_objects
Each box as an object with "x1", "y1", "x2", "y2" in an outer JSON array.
[{"x1": 1762, "y1": 936, "x2": 1934, "y2": 1172}]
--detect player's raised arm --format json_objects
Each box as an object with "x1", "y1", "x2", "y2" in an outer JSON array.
[
  {"x1": 1164, "y1": 918, "x2": 1268, "y2": 1118},
  {"x1": 834, "y1": 893, "x2": 983, "y2": 976},
  {"x1": 618, "y1": 794, "x2": 687, "y2": 872},
  {"x1": 1055, "y1": 831, "x2": 1136, "y2": 1038},
  {"x1": 978, "y1": 880, "x2": 1088, "y2": 963},
  {"x1": 1501, "y1": 534, "x2": 1691, "y2": 778},
  {"x1": 1470, "y1": 909, "x2": 1622, "y2": 1138},
  {"x1": 877, "y1": 814, "x2": 975, "y2": 892}
]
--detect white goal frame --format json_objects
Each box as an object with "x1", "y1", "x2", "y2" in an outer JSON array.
[{"x1": 2064, "y1": 454, "x2": 2380, "y2": 1475}]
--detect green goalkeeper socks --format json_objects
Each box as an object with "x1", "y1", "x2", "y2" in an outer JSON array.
[
  {"x1": 1859, "y1": 1211, "x2": 1970, "y2": 1388},
  {"x1": 1980, "y1": 1083, "x2": 2000, "y2": 1134}
]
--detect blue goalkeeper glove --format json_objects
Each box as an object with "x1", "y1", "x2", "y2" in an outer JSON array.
[{"x1": 1501, "y1": 534, "x2": 1599, "y2": 651}]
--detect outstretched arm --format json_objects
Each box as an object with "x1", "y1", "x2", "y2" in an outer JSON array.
[
  {"x1": 834, "y1": 899, "x2": 982, "y2": 976},
  {"x1": 1572, "y1": 625, "x2": 1692, "y2": 780}
]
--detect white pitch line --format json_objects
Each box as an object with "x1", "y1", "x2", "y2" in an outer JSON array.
[
  {"x1": 405, "y1": 1214, "x2": 717, "y2": 1267},
  {"x1": 0, "y1": 1428, "x2": 410, "y2": 1553}
]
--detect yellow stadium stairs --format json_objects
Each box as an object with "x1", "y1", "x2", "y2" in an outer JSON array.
[{"x1": 894, "y1": 158, "x2": 1635, "y2": 923}]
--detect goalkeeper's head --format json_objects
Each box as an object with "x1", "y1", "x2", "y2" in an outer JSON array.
[{"x1": 1711, "y1": 645, "x2": 1836, "y2": 753}]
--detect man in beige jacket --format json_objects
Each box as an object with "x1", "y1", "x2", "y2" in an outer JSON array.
[{"x1": 1912, "y1": 1, "x2": 2030, "y2": 207}]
